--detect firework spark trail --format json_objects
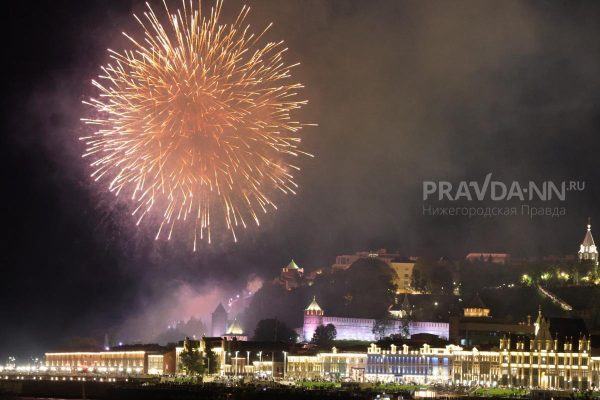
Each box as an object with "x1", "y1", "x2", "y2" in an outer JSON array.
[{"x1": 81, "y1": 0, "x2": 312, "y2": 249}]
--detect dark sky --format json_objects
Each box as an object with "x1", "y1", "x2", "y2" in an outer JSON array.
[{"x1": 2, "y1": 0, "x2": 600, "y2": 359}]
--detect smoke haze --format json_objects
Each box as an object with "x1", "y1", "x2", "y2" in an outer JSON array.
[{"x1": 2, "y1": 0, "x2": 600, "y2": 358}]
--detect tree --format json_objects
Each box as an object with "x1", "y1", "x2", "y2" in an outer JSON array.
[
  {"x1": 398, "y1": 309, "x2": 414, "y2": 338},
  {"x1": 182, "y1": 317, "x2": 208, "y2": 337},
  {"x1": 412, "y1": 258, "x2": 453, "y2": 294},
  {"x1": 253, "y1": 318, "x2": 298, "y2": 343},
  {"x1": 318, "y1": 258, "x2": 396, "y2": 318},
  {"x1": 179, "y1": 337, "x2": 203, "y2": 375},
  {"x1": 311, "y1": 324, "x2": 337, "y2": 348},
  {"x1": 154, "y1": 328, "x2": 187, "y2": 345},
  {"x1": 204, "y1": 345, "x2": 218, "y2": 375},
  {"x1": 372, "y1": 318, "x2": 395, "y2": 339}
]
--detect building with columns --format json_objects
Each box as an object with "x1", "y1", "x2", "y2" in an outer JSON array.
[
  {"x1": 362, "y1": 308, "x2": 597, "y2": 389},
  {"x1": 287, "y1": 347, "x2": 367, "y2": 381},
  {"x1": 495, "y1": 308, "x2": 592, "y2": 389}
]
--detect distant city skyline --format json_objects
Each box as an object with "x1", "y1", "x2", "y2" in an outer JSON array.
[{"x1": 4, "y1": 0, "x2": 600, "y2": 362}]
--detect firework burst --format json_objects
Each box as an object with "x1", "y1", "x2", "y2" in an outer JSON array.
[{"x1": 81, "y1": 0, "x2": 312, "y2": 249}]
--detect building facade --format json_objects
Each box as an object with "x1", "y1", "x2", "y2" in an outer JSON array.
[
  {"x1": 45, "y1": 349, "x2": 159, "y2": 375},
  {"x1": 363, "y1": 309, "x2": 596, "y2": 390},
  {"x1": 366, "y1": 343, "x2": 456, "y2": 383},
  {"x1": 287, "y1": 348, "x2": 367, "y2": 381},
  {"x1": 389, "y1": 262, "x2": 415, "y2": 294}
]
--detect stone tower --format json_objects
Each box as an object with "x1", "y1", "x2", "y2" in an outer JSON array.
[
  {"x1": 211, "y1": 303, "x2": 228, "y2": 337},
  {"x1": 303, "y1": 296, "x2": 324, "y2": 342}
]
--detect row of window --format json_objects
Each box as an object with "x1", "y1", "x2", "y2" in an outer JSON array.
[{"x1": 505, "y1": 355, "x2": 588, "y2": 366}]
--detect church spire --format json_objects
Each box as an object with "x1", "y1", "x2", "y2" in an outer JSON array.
[{"x1": 579, "y1": 218, "x2": 598, "y2": 265}]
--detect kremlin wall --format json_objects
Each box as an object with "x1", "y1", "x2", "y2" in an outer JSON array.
[{"x1": 302, "y1": 296, "x2": 449, "y2": 342}]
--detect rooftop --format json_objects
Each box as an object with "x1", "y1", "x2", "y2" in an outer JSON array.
[{"x1": 305, "y1": 296, "x2": 323, "y2": 312}]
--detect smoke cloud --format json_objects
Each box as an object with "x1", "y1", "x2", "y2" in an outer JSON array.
[{"x1": 3, "y1": 0, "x2": 600, "y2": 358}]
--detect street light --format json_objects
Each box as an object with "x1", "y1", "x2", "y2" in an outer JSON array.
[
  {"x1": 271, "y1": 351, "x2": 274, "y2": 378},
  {"x1": 258, "y1": 351, "x2": 263, "y2": 377}
]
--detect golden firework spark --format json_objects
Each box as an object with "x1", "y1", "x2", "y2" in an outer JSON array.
[{"x1": 81, "y1": 0, "x2": 312, "y2": 249}]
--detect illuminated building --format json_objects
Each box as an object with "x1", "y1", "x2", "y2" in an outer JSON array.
[
  {"x1": 147, "y1": 354, "x2": 164, "y2": 375},
  {"x1": 388, "y1": 294, "x2": 412, "y2": 319},
  {"x1": 449, "y1": 294, "x2": 534, "y2": 346},
  {"x1": 196, "y1": 336, "x2": 288, "y2": 377},
  {"x1": 366, "y1": 343, "x2": 455, "y2": 383},
  {"x1": 463, "y1": 292, "x2": 490, "y2": 318},
  {"x1": 302, "y1": 297, "x2": 449, "y2": 342},
  {"x1": 494, "y1": 308, "x2": 592, "y2": 389},
  {"x1": 451, "y1": 346, "x2": 501, "y2": 386},
  {"x1": 364, "y1": 311, "x2": 596, "y2": 389},
  {"x1": 211, "y1": 303, "x2": 228, "y2": 337},
  {"x1": 287, "y1": 347, "x2": 367, "y2": 381},
  {"x1": 578, "y1": 218, "x2": 598, "y2": 266},
  {"x1": 44, "y1": 345, "x2": 168, "y2": 375},
  {"x1": 389, "y1": 262, "x2": 415, "y2": 294},
  {"x1": 465, "y1": 253, "x2": 511, "y2": 264},
  {"x1": 332, "y1": 249, "x2": 402, "y2": 271},
  {"x1": 278, "y1": 259, "x2": 304, "y2": 291},
  {"x1": 286, "y1": 354, "x2": 322, "y2": 379}
]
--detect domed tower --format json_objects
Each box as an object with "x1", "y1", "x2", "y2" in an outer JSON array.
[
  {"x1": 578, "y1": 218, "x2": 598, "y2": 266},
  {"x1": 211, "y1": 303, "x2": 228, "y2": 337},
  {"x1": 303, "y1": 296, "x2": 324, "y2": 342},
  {"x1": 280, "y1": 259, "x2": 304, "y2": 290}
]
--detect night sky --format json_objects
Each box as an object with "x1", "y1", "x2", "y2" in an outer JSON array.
[{"x1": 3, "y1": 0, "x2": 600, "y2": 359}]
